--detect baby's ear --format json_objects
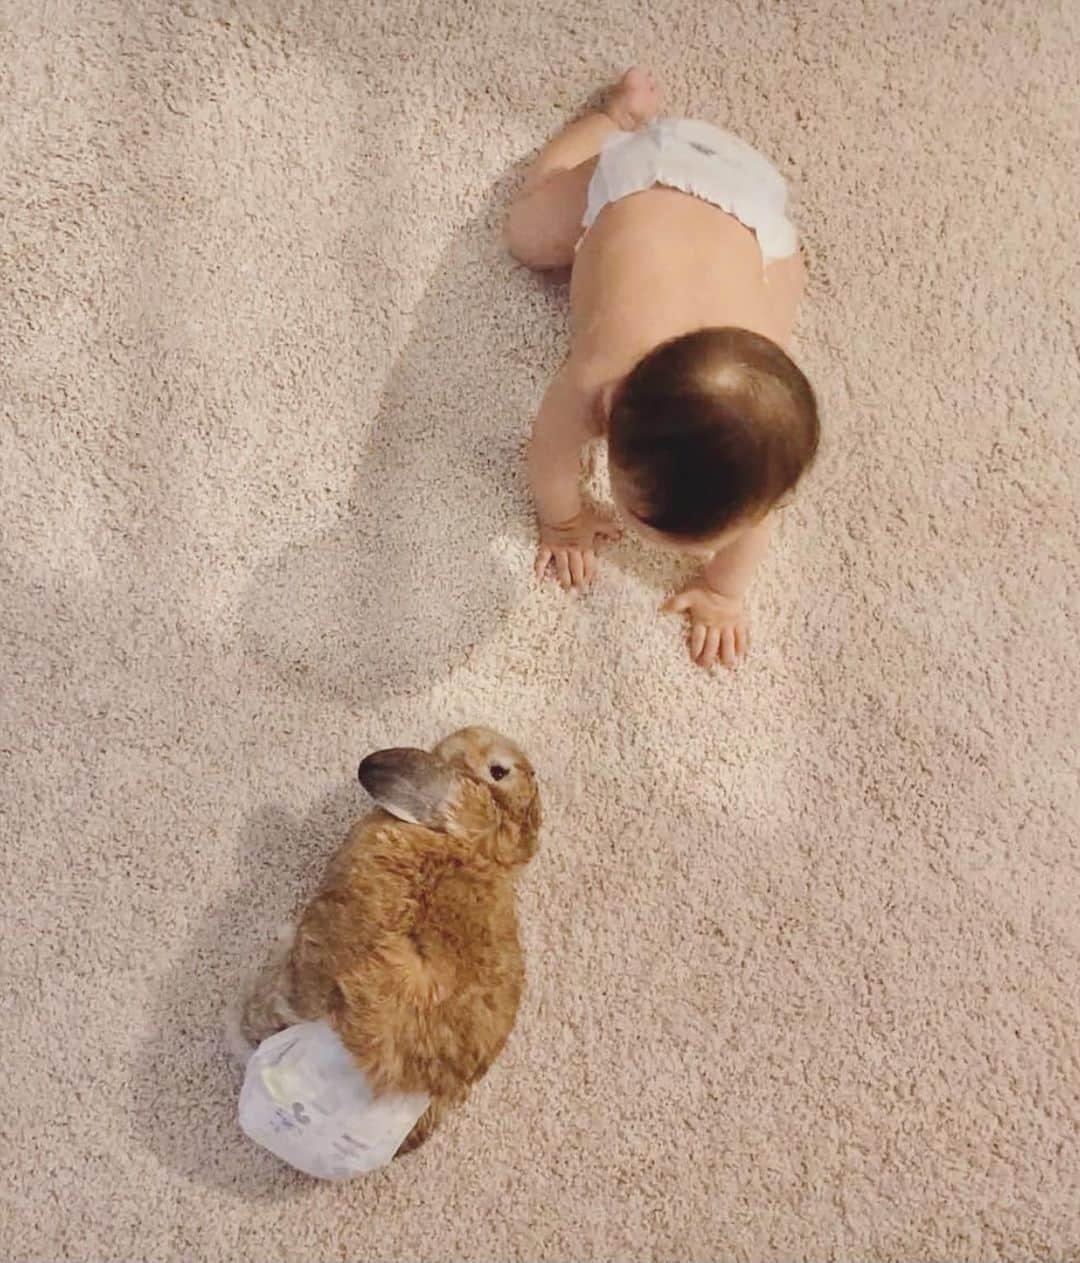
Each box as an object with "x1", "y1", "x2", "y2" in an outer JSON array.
[
  {"x1": 598, "y1": 379, "x2": 619, "y2": 421},
  {"x1": 358, "y1": 749, "x2": 461, "y2": 829}
]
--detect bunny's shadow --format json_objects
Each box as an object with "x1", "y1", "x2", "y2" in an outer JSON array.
[
  {"x1": 239, "y1": 170, "x2": 562, "y2": 705},
  {"x1": 130, "y1": 785, "x2": 365, "y2": 1200}
]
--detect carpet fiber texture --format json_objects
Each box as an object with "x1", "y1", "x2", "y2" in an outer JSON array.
[{"x1": 3, "y1": 1, "x2": 1078, "y2": 1259}]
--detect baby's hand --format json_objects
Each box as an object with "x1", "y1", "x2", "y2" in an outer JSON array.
[
  {"x1": 662, "y1": 583, "x2": 750, "y2": 669},
  {"x1": 535, "y1": 510, "x2": 622, "y2": 590}
]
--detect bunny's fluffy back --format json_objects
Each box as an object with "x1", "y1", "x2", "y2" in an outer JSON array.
[{"x1": 287, "y1": 806, "x2": 527, "y2": 1101}]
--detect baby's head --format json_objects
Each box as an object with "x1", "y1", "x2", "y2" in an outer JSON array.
[{"x1": 606, "y1": 327, "x2": 819, "y2": 554}]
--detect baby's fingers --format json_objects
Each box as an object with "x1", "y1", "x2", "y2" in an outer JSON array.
[
  {"x1": 534, "y1": 547, "x2": 553, "y2": 583},
  {"x1": 583, "y1": 549, "x2": 597, "y2": 585},
  {"x1": 568, "y1": 550, "x2": 586, "y2": 588},
  {"x1": 554, "y1": 549, "x2": 574, "y2": 590},
  {"x1": 720, "y1": 627, "x2": 737, "y2": 669},
  {"x1": 734, "y1": 623, "x2": 749, "y2": 660},
  {"x1": 690, "y1": 620, "x2": 707, "y2": 661},
  {"x1": 700, "y1": 626, "x2": 722, "y2": 668}
]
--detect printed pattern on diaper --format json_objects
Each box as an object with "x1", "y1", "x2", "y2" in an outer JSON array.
[{"x1": 238, "y1": 1020, "x2": 430, "y2": 1180}]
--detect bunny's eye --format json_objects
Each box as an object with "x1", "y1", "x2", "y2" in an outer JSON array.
[{"x1": 489, "y1": 764, "x2": 510, "y2": 782}]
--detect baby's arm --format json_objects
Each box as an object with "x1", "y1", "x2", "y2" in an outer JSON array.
[
  {"x1": 704, "y1": 516, "x2": 773, "y2": 600},
  {"x1": 663, "y1": 517, "x2": 773, "y2": 669},
  {"x1": 529, "y1": 366, "x2": 621, "y2": 589}
]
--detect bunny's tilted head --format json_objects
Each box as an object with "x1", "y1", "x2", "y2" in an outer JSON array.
[{"x1": 358, "y1": 726, "x2": 540, "y2": 866}]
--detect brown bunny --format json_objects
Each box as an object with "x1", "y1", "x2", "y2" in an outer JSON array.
[{"x1": 233, "y1": 726, "x2": 541, "y2": 1155}]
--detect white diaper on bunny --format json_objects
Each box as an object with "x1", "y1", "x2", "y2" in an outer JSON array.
[
  {"x1": 581, "y1": 118, "x2": 798, "y2": 264},
  {"x1": 238, "y1": 1020, "x2": 429, "y2": 1179}
]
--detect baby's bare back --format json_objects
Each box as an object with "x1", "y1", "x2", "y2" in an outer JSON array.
[{"x1": 569, "y1": 187, "x2": 803, "y2": 381}]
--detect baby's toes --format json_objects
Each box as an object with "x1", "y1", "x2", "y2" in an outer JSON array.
[{"x1": 607, "y1": 66, "x2": 662, "y2": 129}]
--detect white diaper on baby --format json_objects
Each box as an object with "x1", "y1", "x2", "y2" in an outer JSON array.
[
  {"x1": 582, "y1": 118, "x2": 798, "y2": 263},
  {"x1": 238, "y1": 1020, "x2": 430, "y2": 1180}
]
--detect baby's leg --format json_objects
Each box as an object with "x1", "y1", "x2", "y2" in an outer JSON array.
[{"x1": 505, "y1": 68, "x2": 661, "y2": 270}]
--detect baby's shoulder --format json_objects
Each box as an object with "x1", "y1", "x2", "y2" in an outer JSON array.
[{"x1": 561, "y1": 353, "x2": 622, "y2": 436}]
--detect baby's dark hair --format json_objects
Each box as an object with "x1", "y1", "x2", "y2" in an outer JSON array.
[{"x1": 607, "y1": 327, "x2": 819, "y2": 540}]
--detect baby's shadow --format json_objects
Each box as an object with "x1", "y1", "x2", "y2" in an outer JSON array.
[
  {"x1": 240, "y1": 171, "x2": 555, "y2": 704},
  {"x1": 130, "y1": 784, "x2": 362, "y2": 1201}
]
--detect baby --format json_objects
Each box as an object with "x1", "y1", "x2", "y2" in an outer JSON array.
[{"x1": 505, "y1": 69, "x2": 819, "y2": 669}]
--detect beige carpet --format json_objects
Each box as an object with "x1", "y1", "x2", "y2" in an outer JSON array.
[{"x1": 3, "y1": 1, "x2": 1079, "y2": 1259}]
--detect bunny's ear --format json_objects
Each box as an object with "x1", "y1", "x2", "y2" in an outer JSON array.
[{"x1": 358, "y1": 748, "x2": 461, "y2": 829}]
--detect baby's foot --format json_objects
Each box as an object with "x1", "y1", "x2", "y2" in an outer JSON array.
[{"x1": 604, "y1": 67, "x2": 662, "y2": 131}]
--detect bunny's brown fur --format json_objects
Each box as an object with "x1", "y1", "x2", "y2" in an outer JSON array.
[{"x1": 236, "y1": 727, "x2": 540, "y2": 1154}]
